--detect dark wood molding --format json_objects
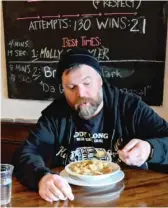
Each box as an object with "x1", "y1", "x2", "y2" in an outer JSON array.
[{"x1": 1, "y1": 122, "x2": 36, "y2": 163}]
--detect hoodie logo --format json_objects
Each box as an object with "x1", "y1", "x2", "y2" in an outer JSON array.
[
  {"x1": 69, "y1": 147, "x2": 112, "y2": 162},
  {"x1": 74, "y1": 131, "x2": 109, "y2": 143},
  {"x1": 56, "y1": 146, "x2": 67, "y2": 159},
  {"x1": 55, "y1": 134, "x2": 123, "y2": 164}
]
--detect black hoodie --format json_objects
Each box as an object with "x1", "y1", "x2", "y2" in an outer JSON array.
[{"x1": 13, "y1": 80, "x2": 168, "y2": 190}]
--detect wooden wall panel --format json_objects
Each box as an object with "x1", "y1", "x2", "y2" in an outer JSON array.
[{"x1": 1, "y1": 122, "x2": 35, "y2": 163}]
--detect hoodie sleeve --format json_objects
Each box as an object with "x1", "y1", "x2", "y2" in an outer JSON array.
[
  {"x1": 12, "y1": 115, "x2": 57, "y2": 190},
  {"x1": 134, "y1": 100, "x2": 168, "y2": 166}
]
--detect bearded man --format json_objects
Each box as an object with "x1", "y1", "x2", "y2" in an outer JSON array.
[{"x1": 13, "y1": 48, "x2": 168, "y2": 202}]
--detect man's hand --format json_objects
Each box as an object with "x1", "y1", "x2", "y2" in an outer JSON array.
[
  {"x1": 38, "y1": 174, "x2": 74, "y2": 202},
  {"x1": 118, "y1": 139, "x2": 151, "y2": 167}
]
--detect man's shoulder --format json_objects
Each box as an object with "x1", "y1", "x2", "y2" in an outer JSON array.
[
  {"x1": 41, "y1": 97, "x2": 71, "y2": 117},
  {"x1": 102, "y1": 81, "x2": 142, "y2": 111},
  {"x1": 103, "y1": 81, "x2": 141, "y2": 105},
  {"x1": 118, "y1": 90, "x2": 142, "y2": 110},
  {"x1": 119, "y1": 90, "x2": 141, "y2": 101}
]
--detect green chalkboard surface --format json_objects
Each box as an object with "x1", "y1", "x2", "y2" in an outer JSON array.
[{"x1": 2, "y1": 1, "x2": 168, "y2": 105}]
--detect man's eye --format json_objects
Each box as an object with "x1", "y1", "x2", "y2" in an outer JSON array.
[{"x1": 84, "y1": 82, "x2": 90, "y2": 86}]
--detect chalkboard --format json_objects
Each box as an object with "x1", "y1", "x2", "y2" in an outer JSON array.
[{"x1": 2, "y1": 1, "x2": 168, "y2": 105}]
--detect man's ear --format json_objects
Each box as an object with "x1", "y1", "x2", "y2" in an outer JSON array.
[{"x1": 99, "y1": 75, "x2": 103, "y2": 87}]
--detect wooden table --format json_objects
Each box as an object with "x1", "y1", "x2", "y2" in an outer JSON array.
[{"x1": 4, "y1": 168, "x2": 168, "y2": 207}]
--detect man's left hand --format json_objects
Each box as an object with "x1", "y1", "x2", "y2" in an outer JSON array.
[{"x1": 118, "y1": 139, "x2": 151, "y2": 167}]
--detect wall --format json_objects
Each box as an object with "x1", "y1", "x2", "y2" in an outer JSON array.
[
  {"x1": 1, "y1": 2, "x2": 168, "y2": 123},
  {"x1": 0, "y1": 2, "x2": 51, "y2": 123}
]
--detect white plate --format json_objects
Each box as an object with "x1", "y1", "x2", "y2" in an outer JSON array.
[{"x1": 60, "y1": 169, "x2": 125, "y2": 187}]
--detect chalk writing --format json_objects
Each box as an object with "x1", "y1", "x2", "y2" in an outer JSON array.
[
  {"x1": 32, "y1": 67, "x2": 41, "y2": 80},
  {"x1": 10, "y1": 74, "x2": 16, "y2": 82},
  {"x1": 8, "y1": 40, "x2": 29, "y2": 48},
  {"x1": 59, "y1": 84, "x2": 64, "y2": 94},
  {"x1": 3, "y1": 1, "x2": 166, "y2": 105},
  {"x1": 92, "y1": 0, "x2": 142, "y2": 10},
  {"x1": 96, "y1": 16, "x2": 146, "y2": 33},
  {"x1": 7, "y1": 50, "x2": 13, "y2": 56},
  {"x1": 81, "y1": 36, "x2": 101, "y2": 47},
  {"x1": 31, "y1": 48, "x2": 63, "y2": 59},
  {"x1": 18, "y1": 75, "x2": 32, "y2": 83},
  {"x1": 120, "y1": 86, "x2": 152, "y2": 97},
  {"x1": 61, "y1": 36, "x2": 101, "y2": 48},
  {"x1": 102, "y1": 67, "x2": 134, "y2": 78},
  {"x1": 7, "y1": 50, "x2": 27, "y2": 57},
  {"x1": 43, "y1": 66, "x2": 56, "y2": 78},
  {"x1": 88, "y1": 46, "x2": 110, "y2": 60},
  {"x1": 13, "y1": 64, "x2": 31, "y2": 74},
  {"x1": 62, "y1": 37, "x2": 78, "y2": 48},
  {"x1": 73, "y1": 18, "x2": 92, "y2": 31},
  {"x1": 29, "y1": 19, "x2": 69, "y2": 31},
  {"x1": 39, "y1": 81, "x2": 61, "y2": 93},
  {"x1": 27, "y1": 15, "x2": 146, "y2": 33},
  {"x1": 8, "y1": 60, "x2": 164, "y2": 64},
  {"x1": 17, "y1": 16, "x2": 40, "y2": 20}
]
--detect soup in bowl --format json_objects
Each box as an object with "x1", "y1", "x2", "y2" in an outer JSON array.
[{"x1": 65, "y1": 160, "x2": 120, "y2": 181}]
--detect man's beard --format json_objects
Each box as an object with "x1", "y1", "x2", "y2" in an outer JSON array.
[{"x1": 74, "y1": 89, "x2": 103, "y2": 120}]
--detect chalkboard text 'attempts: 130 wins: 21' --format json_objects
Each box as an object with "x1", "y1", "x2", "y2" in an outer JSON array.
[{"x1": 29, "y1": 16, "x2": 146, "y2": 34}]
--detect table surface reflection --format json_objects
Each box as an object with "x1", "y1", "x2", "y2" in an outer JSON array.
[{"x1": 3, "y1": 167, "x2": 168, "y2": 207}]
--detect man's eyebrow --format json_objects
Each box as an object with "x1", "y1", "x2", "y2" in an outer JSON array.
[
  {"x1": 66, "y1": 76, "x2": 91, "y2": 86},
  {"x1": 82, "y1": 76, "x2": 91, "y2": 81}
]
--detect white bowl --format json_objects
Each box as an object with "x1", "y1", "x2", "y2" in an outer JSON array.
[{"x1": 65, "y1": 160, "x2": 120, "y2": 181}]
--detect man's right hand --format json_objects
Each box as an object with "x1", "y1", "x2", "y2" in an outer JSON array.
[{"x1": 38, "y1": 174, "x2": 74, "y2": 202}]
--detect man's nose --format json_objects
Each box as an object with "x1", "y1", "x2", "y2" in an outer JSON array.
[{"x1": 77, "y1": 86, "x2": 86, "y2": 97}]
